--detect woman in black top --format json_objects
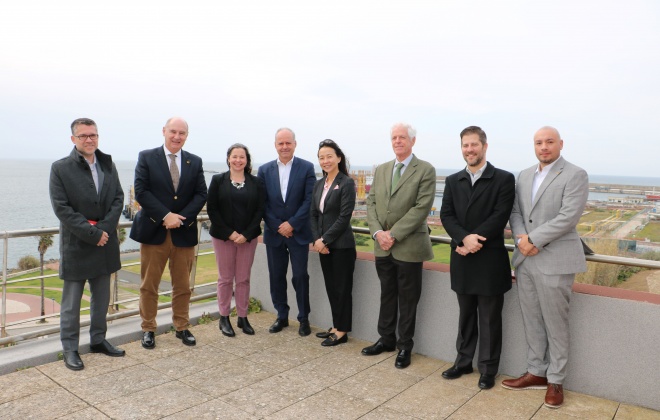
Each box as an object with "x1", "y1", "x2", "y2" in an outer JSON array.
[
  {"x1": 310, "y1": 139, "x2": 356, "y2": 346},
  {"x1": 207, "y1": 144, "x2": 265, "y2": 336}
]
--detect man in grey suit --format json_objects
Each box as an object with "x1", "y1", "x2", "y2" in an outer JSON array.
[
  {"x1": 49, "y1": 118, "x2": 126, "y2": 371},
  {"x1": 503, "y1": 126, "x2": 589, "y2": 409},
  {"x1": 362, "y1": 123, "x2": 436, "y2": 369}
]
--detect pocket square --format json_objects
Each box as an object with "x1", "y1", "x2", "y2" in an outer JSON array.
[{"x1": 333, "y1": 185, "x2": 339, "y2": 190}]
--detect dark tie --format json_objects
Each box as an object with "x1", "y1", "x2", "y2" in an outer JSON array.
[
  {"x1": 392, "y1": 162, "x2": 404, "y2": 190},
  {"x1": 169, "y1": 154, "x2": 179, "y2": 190}
]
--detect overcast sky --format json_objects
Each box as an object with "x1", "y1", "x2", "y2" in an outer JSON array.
[{"x1": 1, "y1": 1, "x2": 658, "y2": 177}]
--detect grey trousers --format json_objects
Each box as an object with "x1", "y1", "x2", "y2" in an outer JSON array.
[
  {"x1": 515, "y1": 258, "x2": 575, "y2": 384},
  {"x1": 60, "y1": 274, "x2": 111, "y2": 352}
]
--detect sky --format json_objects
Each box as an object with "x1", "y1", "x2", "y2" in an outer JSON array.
[{"x1": 1, "y1": 1, "x2": 659, "y2": 177}]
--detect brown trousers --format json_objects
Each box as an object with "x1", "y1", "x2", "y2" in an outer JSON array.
[{"x1": 139, "y1": 231, "x2": 194, "y2": 332}]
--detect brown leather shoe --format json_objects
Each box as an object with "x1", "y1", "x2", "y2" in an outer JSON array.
[
  {"x1": 544, "y1": 383, "x2": 563, "y2": 408},
  {"x1": 501, "y1": 372, "x2": 548, "y2": 390}
]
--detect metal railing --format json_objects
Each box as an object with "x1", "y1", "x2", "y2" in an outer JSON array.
[{"x1": 2, "y1": 221, "x2": 659, "y2": 346}]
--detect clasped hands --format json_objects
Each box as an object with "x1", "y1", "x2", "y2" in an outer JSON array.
[
  {"x1": 278, "y1": 221, "x2": 294, "y2": 238},
  {"x1": 313, "y1": 238, "x2": 329, "y2": 254},
  {"x1": 228, "y1": 231, "x2": 247, "y2": 244},
  {"x1": 163, "y1": 212, "x2": 185, "y2": 229},
  {"x1": 96, "y1": 231, "x2": 109, "y2": 247},
  {"x1": 516, "y1": 234, "x2": 539, "y2": 256},
  {"x1": 455, "y1": 233, "x2": 486, "y2": 256},
  {"x1": 376, "y1": 230, "x2": 395, "y2": 251}
]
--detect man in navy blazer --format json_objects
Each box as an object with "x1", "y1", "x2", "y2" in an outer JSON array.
[
  {"x1": 130, "y1": 117, "x2": 208, "y2": 349},
  {"x1": 257, "y1": 127, "x2": 316, "y2": 336}
]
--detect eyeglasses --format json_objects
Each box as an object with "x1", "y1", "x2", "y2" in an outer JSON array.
[
  {"x1": 319, "y1": 139, "x2": 336, "y2": 147},
  {"x1": 74, "y1": 134, "x2": 99, "y2": 141}
]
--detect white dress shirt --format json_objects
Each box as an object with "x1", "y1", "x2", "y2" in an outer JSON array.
[
  {"x1": 532, "y1": 158, "x2": 560, "y2": 202},
  {"x1": 277, "y1": 156, "x2": 295, "y2": 202}
]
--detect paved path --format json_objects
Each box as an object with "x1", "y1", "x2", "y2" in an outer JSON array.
[
  {"x1": 1, "y1": 311, "x2": 658, "y2": 419},
  {"x1": 614, "y1": 212, "x2": 647, "y2": 239}
]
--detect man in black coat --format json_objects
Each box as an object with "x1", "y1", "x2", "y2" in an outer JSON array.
[
  {"x1": 49, "y1": 118, "x2": 125, "y2": 371},
  {"x1": 130, "y1": 117, "x2": 208, "y2": 349},
  {"x1": 439, "y1": 126, "x2": 515, "y2": 389}
]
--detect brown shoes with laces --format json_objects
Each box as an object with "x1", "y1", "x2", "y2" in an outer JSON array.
[
  {"x1": 501, "y1": 372, "x2": 548, "y2": 390},
  {"x1": 502, "y1": 373, "x2": 564, "y2": 408},
  {"x1": 544, "y1": 383, "x2": 564, "y2": 408}
]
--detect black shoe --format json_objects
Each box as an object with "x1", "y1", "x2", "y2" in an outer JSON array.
[
  {"x1": 442, "y1": 365, "x2": 474, "y2": 379},
  {"x1": 219, "y1": 316, "x2": 235, "y2": 337},
  {"x1": 175, "y1": 329, "x2": 196, "y2": 346},
  {"x1": 316, "y1": 328, "x2": 333, "y2": 339},
  {"x1": 237, "y1": 317, "x2": 255, "y2": 335},
  {"x1": 141, "y1": 331, "x2": 155, "y2": 349},
  {"x1": 269, "y1": 318, "x2": 289, "y2": 333},
  {"x1": 478, "y1": 373, "x2": 496, "y2": 390},
  {"x1": 63, "y1": 351, "x2": 84, "y2": 371},
  {"x1": 395, "y1": 349, "x2": 412, "y2": 369},
  {"x1": 90, "y1": 340, "x2": 125, "y2": 357},
  {"x1": 299, "y1": 321, "x2": 311, "y2": 336},
  {"x1": 321, "y1": 333, "x2": 348, "y2": 347},
  {"x1": 361, "y1": 340, "x2": 396, "y2": 356}
]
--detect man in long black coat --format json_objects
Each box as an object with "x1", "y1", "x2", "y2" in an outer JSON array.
[
  {"x1": 439, "y1": 126, "x2": 515, "y2": 389},
  {"x1": 49, "y1": 118, "x2": 125, "y2": 371}
]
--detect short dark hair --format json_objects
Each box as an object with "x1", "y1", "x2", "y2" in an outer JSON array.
[
  {"x1": 460, "y1": 126, "x2": 487, "y2": 145},
  {"x1": 318, "y1": 139, "x2": 350, "y2": 176},
  {"x1": 71, "y1": 118, "x2": 97, "y2": 135},
  {"x1": 226, "y1": 143, "x2": 253, "y2": 174}
]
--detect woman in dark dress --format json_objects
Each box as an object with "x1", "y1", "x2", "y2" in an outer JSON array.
[
  {"x1": 207, "y1": 144, "x2": 265, "y2": 336},
  {"x1": 310, "y1": 139, "x2": 356, "y2": 346}
]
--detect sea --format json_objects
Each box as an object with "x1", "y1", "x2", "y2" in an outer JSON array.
[{"x1": 1, "y1": 159, "x2": 659, "y2": 271}]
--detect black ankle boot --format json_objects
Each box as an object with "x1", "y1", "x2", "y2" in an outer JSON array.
[
  {"x1": 219, "y1": 316, "x2": 235, "y2": 337},
  {"x1": 237, "y1": 317, "x2": 255, "y2": 335}
]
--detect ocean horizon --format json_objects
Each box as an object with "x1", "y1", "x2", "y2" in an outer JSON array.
[{"x1": 1, "y1": 159, "x2": 659, "y2": 270}]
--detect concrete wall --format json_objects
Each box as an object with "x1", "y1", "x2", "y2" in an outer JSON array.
[{"x1": 250, "y1": 244, "x2": 660, "y2": 411}]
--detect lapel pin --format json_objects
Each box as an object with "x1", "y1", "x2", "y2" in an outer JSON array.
[{"x1": 186, "y1": 160, "x2": 191, "y2": 165}]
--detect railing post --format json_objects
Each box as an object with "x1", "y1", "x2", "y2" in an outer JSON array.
[
  {"x1": 189, "y1": 220, "x2": 202, "y2": 293},
  {"x1": 109, "y1": 271, "x2": 118, "y2": 314},
  {"x1": 2, "y1": 234, "x2": 8, "y2": 338}
]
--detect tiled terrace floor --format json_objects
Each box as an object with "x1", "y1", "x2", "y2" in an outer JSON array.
[{"x1": 1, "y1": 311, "x2": 659, "y2": 419}]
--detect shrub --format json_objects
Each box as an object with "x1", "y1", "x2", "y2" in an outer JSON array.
[
  {"x1": 230, "y1": 297, "x2": 262, "y2": 316},
  {"x1": 576, "y1": 239, "x2": 622, "y2": 287},
  {"x1": 355, "y1": 234, "x2": 370, "y2": 246},
  {"x1": 17, "y1": 255, "x2": 39, "y2": 270},
  {"x1": 639, "y1": 250, "x2": 660, "y2": 261}
]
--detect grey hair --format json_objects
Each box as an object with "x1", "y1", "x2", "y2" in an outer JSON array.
[
  {"x1": 390, "y1": 123, "x2": 416, "y2": 139},
  {"x1": 275, "y1": 127, "x2": 296, "y2": 141},
  {"x1": 70, "y1": 118, "x2": 97, "y2": 135}
]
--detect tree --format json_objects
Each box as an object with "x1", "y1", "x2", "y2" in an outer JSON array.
[{"x1": 37, "y1": 232, "x2": 54, "y2": 323}]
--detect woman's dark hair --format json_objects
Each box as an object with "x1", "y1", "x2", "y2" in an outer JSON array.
[
  {"x1": 318, "y1": 139, "x2": 349, "y2": 176},
  {"x1": 226, "y1": 143, "x2": 252, "y2": 174}
]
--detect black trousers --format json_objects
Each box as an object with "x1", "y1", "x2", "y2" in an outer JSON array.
[
  {"x1": 375, "y1": 255, "x2": 423, "y2": 351},
  {"x1": 454, "y1": 293, "x2": 505, "y2": 375},
  {"x1": 319, "y1": 248, "x2": 356, "y2": 332}
]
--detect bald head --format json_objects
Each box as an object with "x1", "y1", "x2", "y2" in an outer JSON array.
[{"x1": 534, "y1": 126, "x2": 563, "y2": 168}]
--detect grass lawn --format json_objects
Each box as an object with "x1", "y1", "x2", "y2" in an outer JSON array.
[
  {"x1": 577, "y1": 209, "x2": 638, "y2": 235},
  {"x1": 122, "y1": 254, "x2": 218, "y2": 285},
  {"x1": 637, "y1": 221, "x2": 660, "y2": 243},
  {"x1": 355, "y1": 226, "x2": 453, "y2": 264}
]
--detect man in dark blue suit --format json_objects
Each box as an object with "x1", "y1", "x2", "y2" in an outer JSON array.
[
  {"x1": 257, "y1": 127, "x2": 316, "y2": 336},
  {"x1": 130, "y1": 117, "x2": 208, "y2": 349}
]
